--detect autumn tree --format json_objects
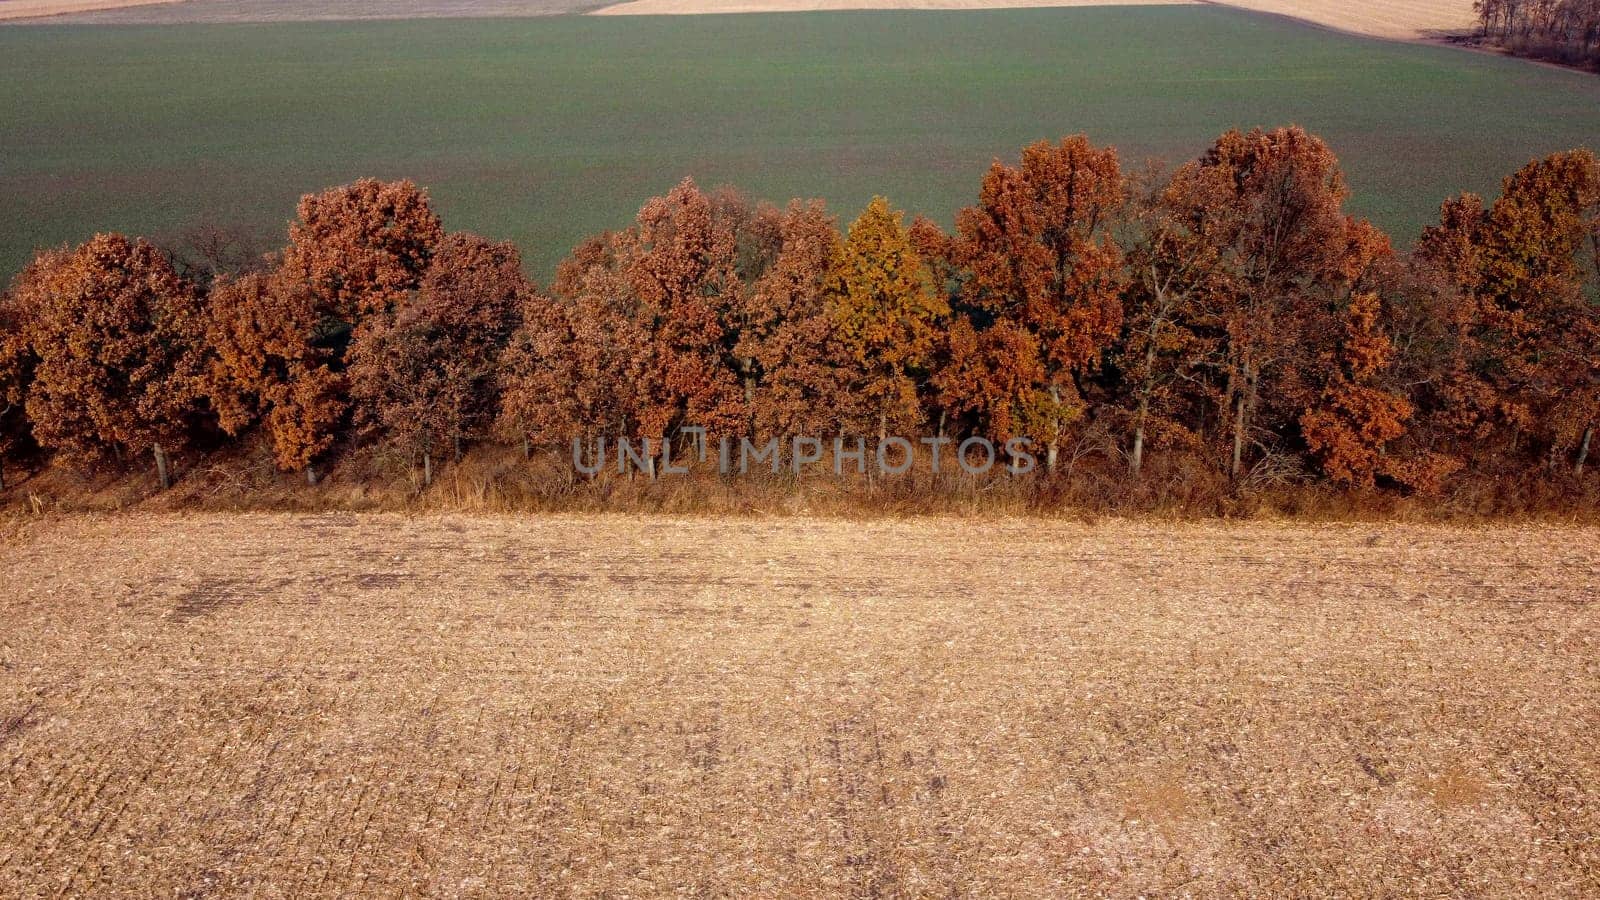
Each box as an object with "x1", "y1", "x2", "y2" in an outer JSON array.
[
  {"x1": 496, "y1": 287, "x2": 584, "y2": 457},
  {"x1": 503, "y1": 181, "x2": 780, "y2": 476},
  {"x1": 348, "y1": 233, "x2": 527, "y2": 484},
  {"x1": 281, "y1": 178, "x2": 444, "y2": 323},
  {"x1": 1115, "y1": 161, "x2": 1217, "y2": 479},
  {"x1": 206, "y1": 179, "x2": 445, "y2": 482},
  {"x1": 12, "y1": 235, "x2": 205, "y2": 487},
  {"x1": 735, "y1": 200, "x2": 858, "y2": 437},
  {"x1": 1403, "y1": 193, "x2": 1504, "y2": 475},
  {"x1": 499, "y1": 234, "x2": 654, "y2": 469},
  {"x1": 0, "y1": 289, "x2": 35, "y2": 491},
  {"x1": 824, "y1": 197, "x2": 948, "y2": 439},
  {"x1": 204, "y1": 271, "x2": 344, "y2": 479},
  {"x1": 944, "y1": 136, "x2": 1128, "y2": 471},
  {"x1": 1158, "y1": 126, "x2": 1384, "y2": 480},
  {"x1": 624, "y1": 179, "x2": 750, "y2": 455},
  {"x1": 1476, "y1": 149, "x2": 1600, "y2": 473},
  {"x1": 1413, "y1": 150, "x2": 1600, "y2": 475},
  {"x1": 933, "y1": 315, "x2": 1049, "y2": 450},
  {"x1": 1297, "y1": 293, "x2": 1414, "y2": 488}
]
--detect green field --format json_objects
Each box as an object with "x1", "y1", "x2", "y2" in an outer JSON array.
[{"x1": 3, "y1": 7, "x2": 1599, "y2": 280}]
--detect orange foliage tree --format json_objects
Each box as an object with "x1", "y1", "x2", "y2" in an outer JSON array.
[
  {"x1": 11, "y1": 235, "x2": 204, "y2": 487},
  {"x1": 504, "y1": 180, "x2": 755, "y2": 473},
  {"x1": 933, "y1": 316, "x2": 1048, "y2": 449},
  {"x1": 206, "y1": 179, "x2": 445, "y2": 482},
  {"x1": 347, "y1": 233, "x2": 527, "y2": 483},
  {"x1": 1114, "y1": 167, "x2": 1215, "y2": 479},
  {"x1": 736, "y1": 200, "x2": 858, "y2": 438},
  {"x1": 0, "y1": 288, "x2": 35, "y2": 490},
  {"x1": 496, "y1": 286, "x2": 585, "y2": 457},
  {"x1": 624, "y1": 179, "x2": 750, "y2": 451},
  {"x1": 1298, "y1": 293, "x2": 1414, "y2": 488},
  {"x1": 280, "y1": 178, "x2": 444, "y2": 322},
  {"x1": 1476, "y1": 150, "x2": 1600, "y2": 473},
  {"x1": 943, "y1": 136, "x2": 1127, "y2": 471},
  {"x1": 1158, "y1": 126, "x2": 1385, "y2": 480},
  {"x1": 1410, "y1": 192, "x2": 1500, "y2": 467},
  {"x1": 205, "y1": 271, "x2": 344, "y2": 478},
  {"x1": 503, "y1": 181, "x2": 801, "y2": 472},
  {"x1": 499, "y1": 234, "x2": 655, "y2": 466},
  {"x1": 1414, "y1": 150, "x2": 1600, "y2": 475}
]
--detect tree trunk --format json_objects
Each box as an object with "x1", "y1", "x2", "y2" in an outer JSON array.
[
  {"x1": 1046, "y1": 385, "x2": 1061, "y2": 475},
  {"x1": 423, "y1": 451, "x2": 433, "y2": 487},
  {"x1": 1230, "y1": 361, "x2": 1253, "y2": 481},
  {"x1": 877, "y1": 410, "x2": 887, "y2": 443},
  {"x1": 454, "y1": 434, "x2": 463, "y2": 464},
  {"x1": 306, "y1": 465, "x2": 318, "y2": 487},
  {"x1": 742, "y1": 358, "x2": 758, "y2": 435},
  {"x1": 1131, "y1": 404, "x2": 1147, "y2": 479},
  {"x1": 0, "y1": 457, "x2": 6, "y2": 493},
  {"x1": 522, "y1": 436, "x2": 531, "y2": 460},
  {"x1": 1131, "y1": 332, "x2": 1158, "y2": 479},
  {"x1": 153, "y1": 442, "x2": 170, "y2": 490},
  {"x1": 1230, "y1": 393, "x2": 1247, "y2": 480},
  {"x1": 1576, "y1": 426, "x2": 1594, "y2": 476}
]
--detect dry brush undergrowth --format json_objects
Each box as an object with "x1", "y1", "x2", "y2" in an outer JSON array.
[{"x1": 10, "y1": 436, "x2": 1600, "y2": 526}]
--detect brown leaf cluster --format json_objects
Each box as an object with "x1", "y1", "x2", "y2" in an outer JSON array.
[{"x1": 9, "y1": 234, "x2": 204, "y2": 469}]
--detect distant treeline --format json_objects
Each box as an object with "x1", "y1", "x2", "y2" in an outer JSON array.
[
  {"x1": 0, "y1": 126, "x2": 1597, "y2": 512},
  {"x1": 1475, "y1": 0, "x2": 1600, "y2": 69}
]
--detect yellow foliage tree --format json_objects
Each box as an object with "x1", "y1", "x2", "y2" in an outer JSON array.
[{"x1": 824, "y1": 197, "x2": 948, "y2": 439}]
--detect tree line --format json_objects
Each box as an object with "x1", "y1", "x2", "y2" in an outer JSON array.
[
  {"x1": 1474, "y1": 0, "x2": 1600, "y2": 69},
  {"x1": 0, "y1": 126, "x2": 1596, "y2": 507}
]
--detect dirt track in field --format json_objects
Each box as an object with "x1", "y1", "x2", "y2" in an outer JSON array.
[{"x1": 1, "y1": 513, "x2": 1597, "y2": 896}]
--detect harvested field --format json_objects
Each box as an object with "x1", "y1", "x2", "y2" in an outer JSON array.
[
  {"x1": 594, "y1": 0, "x2": 1476, "y2": 40},
  {"x1": 0, "y1": 0, "x2": 178, "y2": 21},
  {"x1": 1213, "y1": 0, "x2": 1476, "y2": 40},
  {"x1": 1, "y1": 513, "x2": 1597, "y2": 895}
]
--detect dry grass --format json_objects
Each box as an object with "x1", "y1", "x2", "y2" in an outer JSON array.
[
  {"x1": 1, "y1": 512, "x2": 1597, "y2": 895},
  {"x1": 0, "y1": 0, "x2": 178, "y2": 21},
  {"x1": 589, "y1": 0, "x2": 1476, "y2": 39},
  {"x1": 1212, "y1": 0, "x2": 1477, "y2": 39}
]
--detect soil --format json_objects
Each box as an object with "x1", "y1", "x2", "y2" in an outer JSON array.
[{"x1": 1, "y1": 512, "x2": 1595, "y2": 894}]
